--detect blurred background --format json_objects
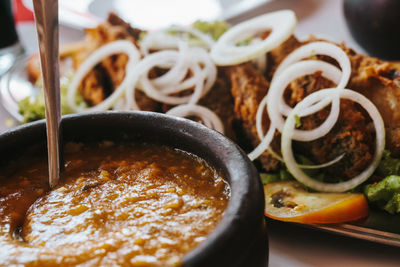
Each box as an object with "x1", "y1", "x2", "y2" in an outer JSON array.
[
  {"x1": 1, "y1": 0, "x2": 400, "y2": 266},
  {"x1": 12, "y1": 0, "x2": 366, "y2": 55}
]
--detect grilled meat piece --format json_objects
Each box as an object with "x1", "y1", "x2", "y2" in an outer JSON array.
[
  {"x1": 159, "y1": 68, "x2": 238, "y2": 141},
  {"x1": 227, "y1": 62, "x2": 282, "y2": 171},
  {"x1": 343, "y1": 48, "x2": 400, "y2": 157},
  {"x1": 228, "y1": 36, "x2": 386, "y2": 180},
  {"x1": 298, "y1": 99, "x2": 374, "y2": 180},
  {"x1": 199, "y1": 68, "x2": 238, "y2": 141},
  {"x1": 268, "y1": 35, "x2": 400, "y2": 158},
  {"x1": 266, "y1": 36, "x2": 302, "y2": 80},
  {"x1": 279, "y1": 65, "x2": 375, "y2": 179},
  {"x1": 72, "y1": 14, "x2": 238, "y2": 137},
  {"x1": 72, "y1": 13, "x2": 159, "y2": 111}
]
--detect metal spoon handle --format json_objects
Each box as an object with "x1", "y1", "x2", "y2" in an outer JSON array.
[{"x1": 33, "y1": 0, "x2": 62, "y2": 188}]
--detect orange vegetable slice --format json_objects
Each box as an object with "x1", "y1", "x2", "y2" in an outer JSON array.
[{"x1": 264, "y1": 181, "x2": 369, "y2": 223}]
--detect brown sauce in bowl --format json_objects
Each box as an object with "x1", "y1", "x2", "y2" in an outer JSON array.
[{"x1": 0, "y1": 142, "x2": 230, "y2": 266}]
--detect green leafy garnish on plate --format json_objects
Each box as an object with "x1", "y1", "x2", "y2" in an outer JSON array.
[
  {"x1": 18, "y1": 74, "x2": 86, "y2": 123},
  {"x1": 364, "y1": 175, "x2": 400, "y2": 214}
]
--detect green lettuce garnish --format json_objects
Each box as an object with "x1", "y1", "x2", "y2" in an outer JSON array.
[
  {"x1": 192, "y1": 20, "x2": 230, "y2": 40},
  {"x1": 363, "y1": 150, "x2": 400, "y2": 214},
  {"x1": 260, "y1": 168, "x2": 293, "y2": 185},
  {"x1": 294, "y1": 114, "x2": 302, "y2": 128},
  {"x1": 18, "y1": 74, "x2": 86, "y2": 123},
  {"x1": 375, "y1": 150, "x2": 400, "y2": 177},
  {"x1": 364, "y1": 176, "x2": 400, "y2": 214}
]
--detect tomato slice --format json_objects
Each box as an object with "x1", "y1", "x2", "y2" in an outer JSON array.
[{"x1": 264, "y1": 181, "x2": 369, "y2": 223}]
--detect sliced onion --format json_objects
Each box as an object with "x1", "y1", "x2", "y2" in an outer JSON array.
[
  {"x1": 265, "y1": 60, "x2": 342, "y2": 141},
  {"x1": 246, "y1": 42, "x2": 352, "y2": 163},
  {"x1": 67, "y1": 40, "x2": 140, "y2": 112},
  {"x1": 190, "y1": 47, "x2": 217, "y2": 95},
  {"x1": 248, "y1": 122, "x2": 276, "y2": 161},
  {"x1": 124, "y1": 50, "x2": 181, "y2": 110},
  {"x1": 160, "y1": 47, "x2": 216, "y2": 96},
  {"x1": 151, "y1": 42, "x2": 190, "y2": 87},
  {"x1": 273, "y1": 41, "x2": 351, "y2": 89},
  {"x1": 250, "y1": 38, "x2": 268, "y2": 72},
  {"x1": 124, "y1": 49, "x2": 186, "y2": 108},
  {"x1": 140, "y1": 63, "x2": 203, "y2": 105},
  {"x1": 166, "y1": 104, "x2": 224, "y2": 134},
  {"x1": 254, "y1": 91, "x2": 343, "y2": 170},
  {"x1": 299, "y1": 154, "x2": 345, "y2": 169},
  {"x1": 211, "y1": 10, "x2": 297, "y2": 66},
  {"x1": 253, "y1": 94, "x2": 284, "y2": 162},
  {"x1": 253, "y1": 94, "x2": 343, "y2": 170},
  {"x1": 125, "y1": 45, "x2": 216, "y2": 108},
  {"x1": 281, "y1": 88, "x2": 385, "y2": 192},
  {"x1": 252, "y1": 52, "x2": 268, "y2": 73},
  {"x1": 267, "y1": 147, "x2": 284, "y2": 162},
  {"x1": 273, "y1": 41, "x2": 351, "y2": 117}
]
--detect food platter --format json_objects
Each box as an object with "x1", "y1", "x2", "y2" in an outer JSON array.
[
  {"x1": 1, "y1": 45, "x2": 400, "y2": 251},
  {"x1": 1, "y1": 6, "x2": 400, "y2": 264}
]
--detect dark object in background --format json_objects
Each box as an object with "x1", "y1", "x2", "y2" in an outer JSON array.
[
  {"x1": 343, "y1": 0, "x2": 400, "y2": 60},
  {"x1": 0, "y1": 0, "x2": 19, "y2": 48}
]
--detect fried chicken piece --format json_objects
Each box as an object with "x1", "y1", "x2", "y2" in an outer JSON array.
[
  {"x1": 72, "y1": 13, "x2": 158, "y2": 111},
  {"x1": 267, "y1": 36, "x2": 400, "y2": 158},
  {"x1": 228, "y1": 36, "x2": 379, "y2": 179},
  {"x1": 72, "y1": 13, "x2": 141, "y2": 69},
  {"x1": 80, "y1": 65, "x2": 113, "y2": 106},
  {"x1": 159, "y1": 68, "x2": 238, "y2": 141},
  {"x1": 298, "y1": 100, "x2": 374, "y2": 179},
  {"x1": 198, "y1": 68, "x2": 238, "y2": 141},
  {"x1": 266, "y1": 36, "x2": 302, "y2": 80},
  {"x1": 342, "y1": 47, "x2": 400, "y2": 157},
  {"x1": 26, "y1": 13, "x2": 158, "y2": 111},
  {"x1": 226, "y1": 62, "x2": 282, "y2": 171},
  {"x1": 26, "y1": 54, "x2": 41, "y2": 83},
  {"x1": 282, "y1": 66, "x2": 375, "y2": 179}
]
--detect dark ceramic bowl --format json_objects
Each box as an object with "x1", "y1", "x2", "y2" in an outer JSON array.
[{"x1": 0, "y1": 111, "x2": 268, "y2": 267}]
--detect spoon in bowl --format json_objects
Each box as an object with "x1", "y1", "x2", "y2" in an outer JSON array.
[{"x1": 32, "y1": 0, "x2": 62, "y2": 188}]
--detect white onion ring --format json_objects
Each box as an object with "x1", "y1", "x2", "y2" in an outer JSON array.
[
  {"x1": 140, "y1": 62, "x2": 204, "y2": 105},
  {"x1": 151, "y1": 42, "x2": 190, "y2": 87},
  {"x1": 253, "y1": 90, "x2": 344, "y2": 170},
  {"x1": 250, "y1": 38, "x2": 268, "y2": 72},
  {"x1": 252, "y1": 53, "x2": 268, "y2": 73},
  {"x1": 124, "y1": 50, "x2": 182, "y2": 110},
  {"x1": 252, "y1": 42, "x2": 354, "y2": 173},
  {"x1": 299, "y1": 154, "x2": 345, "y2": 169},
  {"x1": 125, "y1": 45, "x2": 216, "y2": 109},
  {"x1": 211, "y1": 10, "x2": 297, "y2": 66},
  {"x1": 248, "y1": 122, "x2": 276, "y2": 161},
  {"x1": 274, "y1": 41, "x2": 351, "y2": 89},
  {"x1": 190, "y1": 47, "x2": 217, "y2": 95},
  {"x1": 281, "y1": 88, "x2": 385, "y2": 192},
  {"x1": 166, "y1": 104, "x2": 224, "y2": 134},
  {"x1": 67, "y1": 40, "x2": 140, "y2": 112},
  {"x1": 265, "y1": 60, "x2": 342, "y2": 142},
  {"x1": 159, "y1": 47, "x2": 216, "y2": 96},
  {"x1": 273, "y1": 41, "x2": 351, "y2": 117}
]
